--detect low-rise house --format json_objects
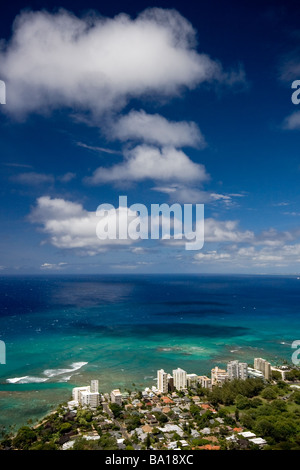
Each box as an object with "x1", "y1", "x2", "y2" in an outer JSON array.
[
  {"x1": 226, "y1": 434, "x2": 237, "y2": 442},
  {"x1": 142, "y1": 424, "x2": 153, "y2": 434},
  {"x1": 179, "y1": 439, "x2": 189, "y2": 447},
  {"x1": 215, "y1": 417, "x2": 224, "y2": 424},
  {"x1": 117, "y1": 438, "x2": 125, "y2": 450},
  {"x1": 62, "y1": 440, "x2": 75, "y2": 450},
  {"x1": 238, "y1": 431, "x2": 256, "y2": 439},
  {"x1": 197, "y1": 444, "x2": 220, "y2": 450},
  {"x1": 205, "y1": 436, "x2": 219, "y2": 443},
  {"x1": 249, "y1": 437, "x2": 267, "y2": 447},
  {"x1": 161, "y1": 396, "x2": 174, "y2": 404},
  {"x1": 82, "y1": 434, "x2": 100, "y2": 441},
  {"x1": 146, "y1": 414, "x2": 158, "y2": 426},
  {"x1": 158, "y1": 424, "x2": 184, "y2": 437},
  {"x1": 200, "y1": 427, "x2": 211, "y2": 435}
]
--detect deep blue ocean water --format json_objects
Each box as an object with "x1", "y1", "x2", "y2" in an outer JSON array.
[{"x1": 0, "y1": 274, "x2": 300, "y2": 431}]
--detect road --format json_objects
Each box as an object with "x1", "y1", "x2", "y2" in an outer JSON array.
[{"x1": 102, "y1": 402, "x2": 130, "y2": 440}]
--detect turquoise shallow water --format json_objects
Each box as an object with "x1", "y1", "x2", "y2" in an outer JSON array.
[{"x1": 0, "y1": 274, "x2": 299, "y2": 432}]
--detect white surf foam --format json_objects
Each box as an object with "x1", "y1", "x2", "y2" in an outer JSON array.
[
  {"x1": 7, "y1": 376, "x2": 48, "y2": 384},
  {"x1": 43, "y1": 362, "x2": 88, "y2": 378},
  {"x1": 6, "y1": 362, "x2": 88, "y2": 384}
]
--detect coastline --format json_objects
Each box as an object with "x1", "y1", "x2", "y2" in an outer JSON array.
[{"x1": 2, "y1": 355, "x2": 300, "y2": 451}]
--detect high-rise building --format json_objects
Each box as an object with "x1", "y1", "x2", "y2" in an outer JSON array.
[
  {"x1": 172, "y1": 368, "x2": 187, "y2": 390},
  {"x1": 157, "y1": 369, "x2": 168, "y2": 394},
  {"x1": 167, "y1": 374, "x2": 174, "y2": 392},
  {"x1": 72, "y1": 382, "x2": 100, "y2": 409},
  {"x1": 211, "y1": 366, "x2": 228, "y2": 386},
  {"x1": 254, "y1": 358, "x2": 271, "y2": 380},
  {"x1": 198, "y1": 375, "x2": 212, "y2": 389},
  {"x1": 79, "y1": 391, "x2": 100, "y2": 409},
  {"x1": 227, "y1": 360, "x2": 248, "y2": 381},
  {"x1": 186, "y1": 373, "x2": 198, "y2": 387},
  {"x1": 110, "y1": 389, "x2": 123, "y2": 405},
  {"x1": 72, "y1": 386, "x2": 90, "y2": 402},
  {"x1": 91, "y1": 379, "x2": 99, "y2": 393}
]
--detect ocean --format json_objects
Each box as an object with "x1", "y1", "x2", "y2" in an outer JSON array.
[{"x1": 0, "y1": 274, "x2": 299, "y2": 432}]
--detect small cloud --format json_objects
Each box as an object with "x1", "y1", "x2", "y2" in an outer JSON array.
[
  {"x1": 282, "y1": 111, "x2": 300, "y2": 130},
  {"x1": 273, "y1": 201, "x2": 290, "y2": 206},
  {"x1": 3, "y1": 162, "x2": 33, "y2": 169},
  {"x1": 194, "y1": 251, "x2": 231, "y2": 261},
  {"x1": 111, "y1": 264, "x2": 138, "y2": 270},
  {"x1": 151, "y1": 185, "x2": 244, "y2": 206},
  {"x1": 40, "y1": 262, "x2": 67, "y2": 270},
  {"x1": 109, "y1": 110, "x2": 206, "y2": 148},
  {"x1": 279, "y1": 55, "x2": 300, "y2": 83},
  {"x1": 59, "y1": 172, "x2": 76, "y2": 183},
  {"x1": 283, "y1": 211, "x2": 300, "y2": 216},
  {"x1": 12, "y1": 172, "x2": 54, "y2": 185},
  {"x1": 131, "y1": 247, "x2": 145, "y2": 254},
  {"x1": 76, "y1": 142, "x2": 122, "y2": 155}
]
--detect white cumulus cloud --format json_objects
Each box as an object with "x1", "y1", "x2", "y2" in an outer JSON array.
[
  {"x1": 110, "y1": 110, "x2": 205, "y2": 148},
  {"x1": 204, "y1": 218, "x2": 254, "y2": 243},
  {"x1": 0, "y1": 8, "x2": 246, "y2": 118},
  {"x1": 29, "y1": 196, "x2": 135, "y2": 252},
  {"x1": 86, "y1": 145, "x2": 209, "y2": 184}
]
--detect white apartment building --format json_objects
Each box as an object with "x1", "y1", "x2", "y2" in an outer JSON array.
[
  {"x1": 186, "y1": 373, "x2": 198, "y2": 387},
  {"x1": 227, "y1": 360, "x2": 248, "y2": 381},
  {"x1": 110, "y1": 389, "x2": 123, "y2": 405},
  {"x1": 254, "y1": 358, "x2": 271, "y2": 380},
  {"x1": 248, "y1": 367, "x2": 265, "y2": 380},
  {"x1": 79, "y1": 391, "x2": 100, "y2": 409},
  {"x1": 211, "y1": 366, "x2": 228, "y2": 386},
  {"x1": 198, "y1": 375, "x2": 212, "y2": 389},
  {"x1": 71, "y1": 380, "x2": 100, "y2": 409},
  {"x1": 157, "y1": 369, "x2": 168, "y2": 394},
  {"x1": 172, "y1": 368, "x2": 187, "y2": 390},
  {"x1": 72, "y1": 386, "x2": 90, "y2": 402},
  {"x1": 91, "y1": 379, "x2": 99, "y2": 393}
]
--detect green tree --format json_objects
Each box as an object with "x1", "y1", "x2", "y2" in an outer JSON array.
[
  {"x1": 59, "y1": 422, "x2": 73, "y2": 434},
  {"x1": 109, "y1": 403, "x2": 123, "y2": 418},
  {"x1": 145, "y1": 433, "x2": 151, "y2": 449},
  {"x1": 254, "y1": 418, "x2": 274, "y2": 437},
  {"x1": 13, "y1": 426, "x2": 37, "y2": 450},
  {"x1": 235, "y1": 394, "x2": 251, "y2": 410},
  {"x1": 250, "y1": 397, "x2": 263, "y2": 408},
  {"x1": 271, "y1": 370, "x2": 281, "y2": 381},
  {"x1": 292, "y1": 391, "x2": 300, "y2": 405},
  {"x1": 261, "y1": 387, "x2": 277, "y2": 400}
]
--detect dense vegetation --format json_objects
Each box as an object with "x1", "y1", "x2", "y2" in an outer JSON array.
[{"x1": 1, "y1": 373, "x2": 300, "y2": 450}]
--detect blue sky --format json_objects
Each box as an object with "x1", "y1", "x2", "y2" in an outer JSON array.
[{"x1": 1, "y1": 0, "x2": 300, "y2": 274}]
